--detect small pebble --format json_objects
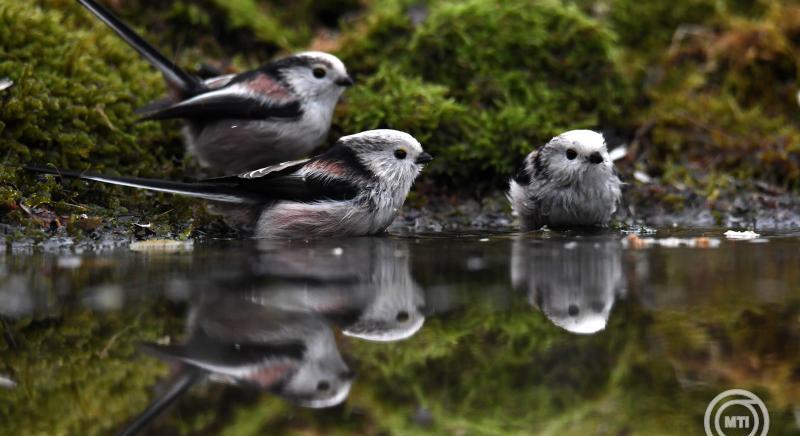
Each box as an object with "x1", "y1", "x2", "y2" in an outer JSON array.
[
  {"x1": 724, "y1": 230, "x2": 761, "y2": 240},
  {"x1": 624, "y1": 234, "x2": 720, "y2": 249},
  {"x1": 130, "y1": 239, "x2": 194, "y2": 253}
]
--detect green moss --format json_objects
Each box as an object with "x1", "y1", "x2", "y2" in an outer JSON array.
[
  {"x1": 631, "y1": 2, "x2": 800, "y2": 194},
  {"x1": 0, "y1": 304, "x2": 182, "y2": 436},
  {"x1": 4, "y1": 0, "x2": 800, "y2": 233},
  {"x1": 108, "y1": 0, "x2": 362, "y2": 66},
  {"x1": 336, "y1": 0, "x2": 631, "y2": 189},
  {"x1": 0, "y1": 1, "x2": 237, "y2": 238},
  {"x1": 605, "y1": 0, "x2": 719, "y2": 54}
]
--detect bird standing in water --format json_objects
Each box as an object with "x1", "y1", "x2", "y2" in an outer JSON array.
[
  {"x1": 508, "y1": 130, "x2": 621, "y2": 230},
  {"x1": 28, "y1": 130, "x2": 432, "y2": 239}
]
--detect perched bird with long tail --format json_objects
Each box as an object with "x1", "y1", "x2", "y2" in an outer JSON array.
[
  {"x1": 77, "y1": 0, "x2": 353, "y2": 174},
  {"x1": 28, "y1": 130, "x2": 432, "y2": 239}
]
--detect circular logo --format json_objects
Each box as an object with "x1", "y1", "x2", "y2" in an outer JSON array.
[{"x1": 704, "y1": 389, "x2": 769, "y2": 436}]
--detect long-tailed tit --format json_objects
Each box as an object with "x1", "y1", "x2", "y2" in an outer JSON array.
[
  {"x1": 77, "y1": 0, "x2": 354, "y2": 174},
  {"x1": 27, "y1": 129, "x2": 432, "y2": 239},
  {"x1": 508, "y1": 130, "x2": 621, "y2": 230}
]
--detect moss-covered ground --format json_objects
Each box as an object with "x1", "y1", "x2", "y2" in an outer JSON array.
[{"x1": 2, "y1": 0, "x2": 799, "y2": 236}]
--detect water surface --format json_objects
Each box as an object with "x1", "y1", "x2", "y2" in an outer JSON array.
[{"x1": 1, "y1": 229, "x2": 799, "y2": 435}]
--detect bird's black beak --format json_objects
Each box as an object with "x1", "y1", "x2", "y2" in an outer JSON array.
[
  {"x1": 336, "y1": 76, "x2": 355, "y2": 87},
  {"x1": 588, "y1": 152, "x2": 603, "y2": 165},
  {"x1": 415, "y1": 152, "x2": 433, "y2": 165}
]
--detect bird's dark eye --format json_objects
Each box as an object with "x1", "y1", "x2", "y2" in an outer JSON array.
[
  {"x1": 312, "y1": 67, "x2": 326, "y2": 79},
  {"x1": 396, "y1": 311, "x2": 409, "y2": 322},
  {"x1": 317, "y1": 381, "x2": 330, "y2": 392},
  {"x1": 566, "y1": 149, "x2": 578, "y2": 160},
  {"x1": 394, "y1": 149, "x2": 407, "y2": 160},
  {"x1": 568, "y1": 304, "x2": 580, "y2": 317}
]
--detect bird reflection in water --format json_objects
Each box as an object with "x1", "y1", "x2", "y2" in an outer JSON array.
[
  {"x1": 253, "y1": 237, "x2": 427, "y2": 342},
  {"x1": 122, "y1": 297, "x2": 353, "y2": 436},
  {"x1": 123, "y1": 237, "x2": 426, "y2": 435},
  {"x1": 511, "y1": 237, "x2": 626, "y2": 334}
]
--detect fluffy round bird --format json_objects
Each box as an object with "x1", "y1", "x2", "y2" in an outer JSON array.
[
  {"x1": 77, "y1": 0, "x2": 353, "y2": 174},
  {"x1": 508, "y1": 130, "x2": 621, "y2": 230},
  {"x1": 28, "y1": 129, "x2": 432, "y2": 239}
]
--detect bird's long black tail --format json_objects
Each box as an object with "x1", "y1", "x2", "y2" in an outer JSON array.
[
  {"x1": 76, "y1": 0, "x2": 202, "y2": 95},
  {"x1": 26, "y1": 166, "x2": 258, "y2": 204},
  {"x1": 117, "y1": 368, "x2": 204, "y2": 436}
]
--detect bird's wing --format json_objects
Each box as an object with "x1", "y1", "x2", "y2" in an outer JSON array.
[
  {"x1": 141, "y1": 340, "x2": 305, "y2": 375},
  {"x1": 140, "y1": 72, "x2": 301, "y2": 121},
  {"x1": 203, "y1": 73, "x2": 237, "y2": 89},
  {"x1": 206, "y1": 148, "x2": 373, "y2": 203},
  {"x1": 233, "y1": 158, "x2": 313, "y2": 180}
]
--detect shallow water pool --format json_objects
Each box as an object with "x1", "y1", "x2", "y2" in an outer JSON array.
[{"x1": 1, "y1": 229, "x2": 799, "y2": 435}]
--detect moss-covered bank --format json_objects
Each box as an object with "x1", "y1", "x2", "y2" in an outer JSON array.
[
  {"x1": 334, "y1": 0, "x2": 630, "y2": 187},
  {"x1": 2, "y1": 0, "x2": 800, "y2": 236}
]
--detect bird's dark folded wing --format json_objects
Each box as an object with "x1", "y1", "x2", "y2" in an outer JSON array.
[
  {"x1": 141, "y1": 340, "x2": 306, "y2": 369},
  {"x1": 512, "y1": 158, "x2": 532, "y2": 185},
  {"x1": 225, "y1": 172, "x2": 361, "y2": 203},
  {"x1": 204, "y1": 157, "x2": 364, "y2": 203},
  {"x1": 233, "y1": 158, "x2": 312, "y2": 180},
  {"x1": 140, "y1": 87, "x2": 302, "y2": 121}
]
